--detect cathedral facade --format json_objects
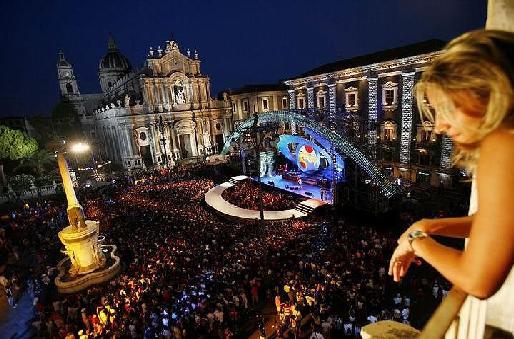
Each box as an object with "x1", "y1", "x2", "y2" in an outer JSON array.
[{"x1": 57, "y1": 36, "x2": 232, "y2": 169}]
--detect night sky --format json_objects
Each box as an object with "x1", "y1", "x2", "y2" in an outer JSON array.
[{"x1": 0, "y1": 0, "x2": 486, "y2": 117}]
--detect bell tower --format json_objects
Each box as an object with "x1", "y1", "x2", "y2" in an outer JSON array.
[
  {"x1": 56, "y1": 50, "x2": 86, "y2": 119},
  {"x1": 57, "y1": 50, "x2": 81, "y2": 99}
]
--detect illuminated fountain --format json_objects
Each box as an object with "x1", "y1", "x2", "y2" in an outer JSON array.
[{"x1": 54, "y1": 147, "x2": 120, "y2": 293}]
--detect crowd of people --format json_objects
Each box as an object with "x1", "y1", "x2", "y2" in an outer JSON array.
[
  {"x1": 0, "y1": 164, "x2": 453, "y2": 338},
  {"x1": 221, "y1": 179, "x2": 301, "y2": 211}
]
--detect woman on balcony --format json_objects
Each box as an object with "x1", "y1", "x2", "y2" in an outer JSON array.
[{"x1": 389, "y1": 29, "x2": 514, "y2": 299}]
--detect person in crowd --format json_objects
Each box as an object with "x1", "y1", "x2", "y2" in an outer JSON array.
[
  {"x1": 0, "y1": 162, "x2": 457, "y2": 338},
  {"x1": 389, "y1": 30, "x2": 514, "y2": 299}
]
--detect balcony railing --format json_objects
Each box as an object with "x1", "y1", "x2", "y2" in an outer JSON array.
[{"x1": 419, "y1": 288, "x2": 468, "y2": 339}]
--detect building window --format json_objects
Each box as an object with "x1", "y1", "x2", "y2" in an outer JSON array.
[
  {"x1": 344, "y1": 86, "x2": 359, "y2": 112},
  {"x1": 382, "y1": 81, "x2": 398, "y2": 112},
  {"x1": 385, "y1": 90, "x2": 395, "y2": 105},
  {"x1": 317, "y1": 93, "x2": 326, "y2": 109},
  {"x1": 232, "y1": 102, "x2": 237, "y2": 113},
  {"x1": 421, "y1": 130, "x2": 431, "y2": 141},
  {"x1": 349, "y1": 93, "x2": 357, "y2": 106},
  {"x1": 297, "y1": 96, "x2": 305, "y2": 109},
  {"x1": 242, "y1": 100, "x2": 249, "y2": 112},
  {"x1": 262, "y1": 97, "x2": 269, "y2": 111},
  {"x1": 282, "y1": 97, "x2": 288, "y2": 109}
]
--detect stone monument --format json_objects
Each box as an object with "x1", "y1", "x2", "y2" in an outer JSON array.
[{"x1": 54, "y1": 153, "x2": 120, "y2": 293}]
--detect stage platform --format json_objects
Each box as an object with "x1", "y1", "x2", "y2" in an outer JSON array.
[
  {"x1": 204, "y1": 176, "x2": 325, "y2": 220},
  {"x1": 259, "y1": 174, "x2": 333, "y2": 203}
]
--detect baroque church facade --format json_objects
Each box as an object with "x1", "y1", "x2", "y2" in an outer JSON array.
[{"x1": 57, "y1": 36, "x2": 232, "y2": 169}]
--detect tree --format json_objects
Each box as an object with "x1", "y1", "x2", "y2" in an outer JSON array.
[
  {"x1": 0, "y1": 125, "x2": 38, "y2": 186},
  {"x1": 15, "y1": 149, "x2": 55, "y2": 178}
]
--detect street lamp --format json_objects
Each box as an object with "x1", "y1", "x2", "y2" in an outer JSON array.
[
  {"x1": 70, "y1": 142, "x2": 90, "y2": 154},
  {"x1": 69, "y1": 142, "x2": 91, "y2": 186}
]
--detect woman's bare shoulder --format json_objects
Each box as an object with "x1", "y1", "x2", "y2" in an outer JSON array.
[{"x1": 481, "y1": 128, "x2": 514, "y2": 153}]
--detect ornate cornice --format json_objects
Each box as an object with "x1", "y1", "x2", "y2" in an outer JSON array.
[{"x1": 284, "y1": 51, "x2": 441, "y2": 88}]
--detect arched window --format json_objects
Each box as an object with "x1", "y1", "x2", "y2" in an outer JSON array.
[{"x1": 66, "y1": 83, "x2": 73, "y2": 94}]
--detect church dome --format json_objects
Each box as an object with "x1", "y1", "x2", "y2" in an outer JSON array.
[{"x1": 99, "y1": 36, "x2": 132, "y2": 71}]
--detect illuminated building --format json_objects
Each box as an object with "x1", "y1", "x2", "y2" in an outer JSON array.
[
  {"x1": 283, "y1": 39, "x2": 455, "y2": 188},
  {"x1": 57, "y1": 36, "x2": 232, "y2": 169}
]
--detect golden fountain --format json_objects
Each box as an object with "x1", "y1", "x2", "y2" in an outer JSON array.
[{"x1": 54, "y1": 152, "x2": 120, "y2": 293}]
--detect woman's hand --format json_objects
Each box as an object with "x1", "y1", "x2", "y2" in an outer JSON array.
[
  {"x1": 398, "y1": 219, "x2": 431, "y2": 244},
  {"x1": 389, "y1": 240, "x2": 416, "y2": 282}
]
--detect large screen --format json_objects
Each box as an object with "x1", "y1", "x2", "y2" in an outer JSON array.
[{"x1": 296, "y1": 144, "x2": 320, "y2": 172}]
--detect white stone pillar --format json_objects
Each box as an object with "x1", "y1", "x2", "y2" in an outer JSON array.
[
  {"x1": 400, "y1": 72, "x2": 415, "y2": 164},
  {"x1": 486, "y1": 0, "x2": 514, "y2": 31},
  {"x1": 142, "y1": 82, "x2": 150, "y2": 106},
  {"x1": 148, "y1": 123, "x2": 158, "y2": 164},
  {"x1": 125, "y1": 126, "x2": 135, "y2": 157}
]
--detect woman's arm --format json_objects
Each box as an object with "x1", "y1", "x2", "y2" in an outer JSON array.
[
  {"x1": 410, "y1": 131, "x2": 514, "y2": 298},
  {"x1": 399, "y1": 216, "x2": 474, "y2": 242}
]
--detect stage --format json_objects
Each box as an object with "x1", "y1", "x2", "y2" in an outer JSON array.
[
  {"x1": 204, "y1": 176, "x2": 326, "y2": 220},
  {"x1": 257, "y1": 174, "x2": 333, "y2": 203}
]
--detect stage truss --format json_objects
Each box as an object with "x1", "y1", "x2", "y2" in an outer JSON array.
[{"x1": 221, "y1": 110, "x2": 400, "y2": 198}]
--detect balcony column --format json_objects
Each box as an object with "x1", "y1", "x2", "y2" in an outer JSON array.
[{"x1": 400, "y1": 72, "x2": 415, "y2": 164}]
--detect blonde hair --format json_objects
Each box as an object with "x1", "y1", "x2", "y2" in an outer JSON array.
[{"x1": 415, "y1": 29, "x2": 514, "y2": 172}]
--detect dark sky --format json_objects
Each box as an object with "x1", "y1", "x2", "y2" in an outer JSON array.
[{"x1": 0, "y1": 0, "x2": 486, "y2": 117}]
